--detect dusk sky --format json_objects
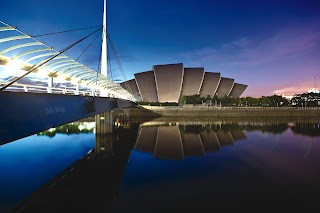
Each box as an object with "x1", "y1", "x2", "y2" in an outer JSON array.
[{"x1": 0, "y1": 0, "x2": 319, "y2": 97}]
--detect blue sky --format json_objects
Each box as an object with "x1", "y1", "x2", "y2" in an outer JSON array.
[{"x1": 0, "y1": 0, "x2": 319, "y2": 97}]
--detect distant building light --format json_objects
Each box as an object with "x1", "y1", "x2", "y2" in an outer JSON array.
[
  {"x1": 308, "y1": 88, "x2": 319, "y2": 93},
  {"x1": 275, "y1": 93, "x2": 294, "y2": 100}
]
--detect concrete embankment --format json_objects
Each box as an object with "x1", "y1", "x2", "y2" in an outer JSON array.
[
  {"x1": 112, "y1": 106, "x2": 160, "y2": 119},
  {"x1": 113, "y1": 105, "x2": 320, "y2": 118}
]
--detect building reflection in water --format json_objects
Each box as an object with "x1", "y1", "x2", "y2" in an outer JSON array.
[
  {"x1": 36, "y1": 118, "x2": 320, "y2": 162},
  {"x1": 134, "y1": 121, "x2": 248, "y2": 160},
  {"x1": 8, "y1": 116, "x2": 320, "y2": 212},
  {"x1": 134, "y1": 119, "x2": 320, "y2": 160}
]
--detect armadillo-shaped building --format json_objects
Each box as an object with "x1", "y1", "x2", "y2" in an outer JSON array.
[{"x1": 120, "y1": 63, "x2": 247, "y2": 103}]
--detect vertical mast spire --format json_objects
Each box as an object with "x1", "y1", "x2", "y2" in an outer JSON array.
[{"x1": 101, "y1": 0, "x2": 108, "y2": 78}]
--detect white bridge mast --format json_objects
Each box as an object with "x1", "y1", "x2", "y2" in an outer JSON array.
[
  {"x1": 101, "y1": 0, "x2": 107, "y2": 78},
  {"x1": 99, "y1": 0, "x2": 110, "y2": 97}
]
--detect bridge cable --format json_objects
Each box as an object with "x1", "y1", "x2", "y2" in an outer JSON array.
[
  {"x1": 106, "y1": 29, "x2": 134, "y2": 98},
  {"x1": 32, "y1": 24, "x2": 102, "y2": 91},
  {"x1": 45, "y1": 27, "x2": 109, "y2": 96},
  {"x1": 32, "y1": 25, "x2": 102, "y2": 37},
  {"x1": 51, "y1": 31, "x2": 102, "y2": 91},
  {"x1": 107, "y1": 47, "x2": 112, "y2": 81},
  {"x1": 96, "y1": 36, "x2": 102, "y2": 96},
  {"x1": 50, "y1": 31, "x2": 102, "y2": 80},
  {"x1": 0, "y1": 27, "x2": 102, "y2": 91}
]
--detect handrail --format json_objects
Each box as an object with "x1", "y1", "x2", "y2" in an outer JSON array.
[{"x1": 0, "y1": 81, "x2": 97, "y2": 96}]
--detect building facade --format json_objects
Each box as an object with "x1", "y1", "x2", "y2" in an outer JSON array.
[{"x1": 120, "y1": 63, "x2": 248, "y2": 103}]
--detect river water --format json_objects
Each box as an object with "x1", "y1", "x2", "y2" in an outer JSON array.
[{"x1": 1, "y1": 114, "x2": 320, "y2": 212}]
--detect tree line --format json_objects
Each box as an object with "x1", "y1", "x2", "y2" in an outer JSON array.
[{"x1": 138, "y1": 92, "x2": 320, "y2": 107}]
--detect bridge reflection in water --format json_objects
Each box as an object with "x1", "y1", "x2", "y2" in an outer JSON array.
[
  {"x1": 10, "y1": 113, "x2": 141, "y2": 213},
  {"x1": 7, "y1": 117, "x2": 320, "y2": 212}
]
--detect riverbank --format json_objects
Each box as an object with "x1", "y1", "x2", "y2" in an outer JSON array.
[{"x1": 112, "y1": 105, "x2": 320, "y2": 118}]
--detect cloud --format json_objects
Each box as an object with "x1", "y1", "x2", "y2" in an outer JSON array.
[
  {"x1": 181, "y1": 24, "x2": 320, "y2": 68},
  {"x1": 273, "y1": 78, "x2": 318, "y2": 95},
  {"x1": 178, "y1": 23, "x2": 320, "y2": 97}
]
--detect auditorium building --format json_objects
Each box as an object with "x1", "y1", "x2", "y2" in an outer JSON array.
[{"x1": 120, "y1": 63, "x2": 247, "y2": 103}]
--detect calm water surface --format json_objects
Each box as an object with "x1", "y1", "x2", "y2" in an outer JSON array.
[{"x1": 1, "y1": 115, "x2": 320, "y2": 212}]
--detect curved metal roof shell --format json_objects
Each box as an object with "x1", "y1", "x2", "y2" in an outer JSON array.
[{"x1": 0, "y1": 21, "x2": 136, "y2": 102}]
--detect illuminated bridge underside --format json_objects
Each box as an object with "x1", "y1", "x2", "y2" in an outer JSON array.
[
  {"x1": 121, "y1": 63, "x2": 248, "y2": 103},
  {"x1": 0, "y1": 24, "x2": 135, "y2": 101}
]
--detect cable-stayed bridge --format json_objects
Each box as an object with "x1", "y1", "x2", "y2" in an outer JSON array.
[
  {"x1": 0, "y1": 2, "x2": 137, "y2": 145},
  {"x1": 0, "y1": 21, "x2": 135, "y2": 101}
]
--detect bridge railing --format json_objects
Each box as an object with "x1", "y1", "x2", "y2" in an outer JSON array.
[
  {"x1": 141, "y1": 105, "x2": 320, "y2": 110},
  {"x1": 0, "y1": 81, "x2": 97, "y2": 96}
]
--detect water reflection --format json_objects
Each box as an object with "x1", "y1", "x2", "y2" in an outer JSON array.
[
  {"x1": 3, "y1": 114, "x2": 145, "y2": 213},
  {"x1": 135, "y1": 122, "x2": 247, "y2": 160},
  {"x1": 134, "y1": 119, "x2": 320, "y2": 160},
  {"x1": 291, "y1": 121, "x2": 320, "y2": 137},
  {"x1": 111, "y1": 118, "x2": 320, "y2": 211},
  {"x1": 2, "y1": 116, "x2": 320, "y2": 212},
  {"x1": 37, "y1": 122, "x2": 95, "y2": 137}
]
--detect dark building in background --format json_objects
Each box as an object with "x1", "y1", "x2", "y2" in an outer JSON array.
[{"x1": 120, "y1": 63, "x2": 247, "y2": 103}]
